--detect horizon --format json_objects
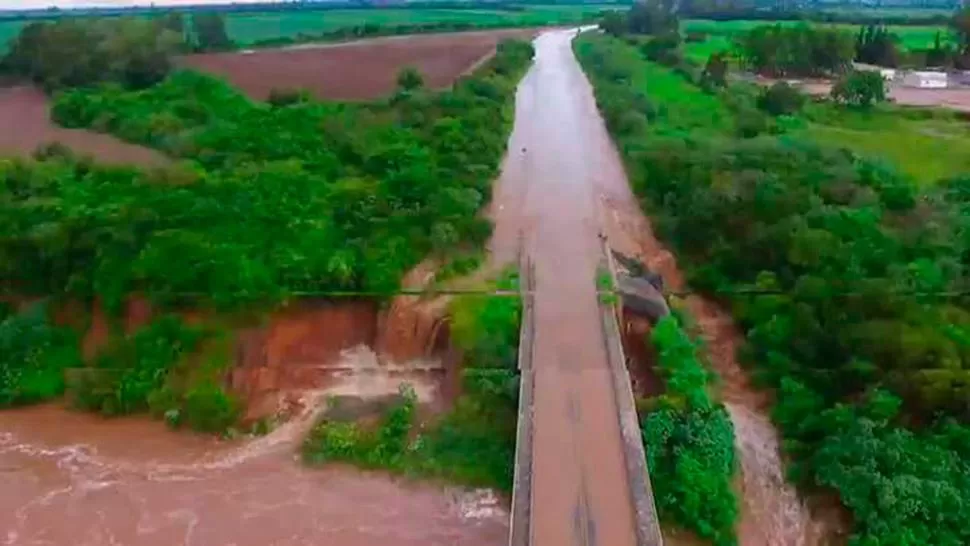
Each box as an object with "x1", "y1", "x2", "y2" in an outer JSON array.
[{"x1": 0, "y1": 0, "x2": 282, "y2": 10}]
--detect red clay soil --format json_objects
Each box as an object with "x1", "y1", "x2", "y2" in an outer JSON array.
[
  {"x1": 179, "y1": 29, "x2": 537, "y2": 101},
  {"x1": 0, "y1": 85, "x2": 167, "y2": 166}
]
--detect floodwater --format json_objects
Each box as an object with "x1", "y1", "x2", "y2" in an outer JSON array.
[
  {"x1": 489, "y1": 29, "x2": 639, "y2": 546},
  {"x1": 0, "y1": 356, "x2": 506, "y2": 546}
]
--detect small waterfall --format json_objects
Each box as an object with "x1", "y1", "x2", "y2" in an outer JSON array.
[{"x1": 599, "y1": 194, "x2": 828, "y2": 546}]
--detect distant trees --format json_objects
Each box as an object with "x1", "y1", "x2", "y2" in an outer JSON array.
[
  {"x1": 854, "y1": 24, "x2": 900, "y2": 67},
  {"x1": 599, "y1": 0, "x2": 678, "y2": 38},
  {"x1": 831, "y1": 70, "x2": 886, "y2": 108},
  {"x1": 158, "y1": 11, "x2": 186, "y2": 38},
  {"x1": 950, "y1": 6, "x2": 970, "y2": 56},
  {"x1": 1, "y1": 18, "x2": 183, "y2": 90},
  {"x1": 0, "y1": 13, "x2": 240, "y2": 90},
  {"x1": 191, "y1": 13, "x2": 233, "y2": 52},
  {"x1": 734, "y1": 24, "x2": 855, "y2": 77}
]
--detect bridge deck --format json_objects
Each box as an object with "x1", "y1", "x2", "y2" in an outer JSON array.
[{"x1": 492, "y1": 29, "x2": 662, "y2": 546}]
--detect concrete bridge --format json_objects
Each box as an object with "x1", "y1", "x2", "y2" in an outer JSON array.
[{"x1": 490, "y1": 29, "x2": 665, "y2": 546}]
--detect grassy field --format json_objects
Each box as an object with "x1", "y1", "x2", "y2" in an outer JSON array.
[
  {"x1": 682, "y1": 18, "x2": 953, "y2": 62},
  {"x1": 801, "y1": 106, "x2": 970, "y2": 184},
  {"x1": 0, "y1": 5, "x2": 613, "y2": 51}
]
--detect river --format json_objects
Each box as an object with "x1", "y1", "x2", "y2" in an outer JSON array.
[{"x1": 0, "y1": 363, "x2": 506, "y2": 546}]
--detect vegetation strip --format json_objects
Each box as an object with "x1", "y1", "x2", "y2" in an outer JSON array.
[
  {"x1": 0, "y1": 17, "x2": 534, "y2": 441},
  {"x1": 577, "y1": 13, "x2": 970, "y2": 544}
]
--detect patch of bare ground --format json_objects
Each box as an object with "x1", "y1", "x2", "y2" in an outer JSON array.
[
  {"x1": 179, "y1": 28, "x2": 537, "y2": 101},
  {"x1": 0, "y1": 85, "x2": 167, "y2": 166},
  {"x1": 755, "y1": 75, "x2": 970, "y2": 112}
]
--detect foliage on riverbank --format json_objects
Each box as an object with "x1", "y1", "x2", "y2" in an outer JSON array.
[
  {"x1": 0, "y1": 39, "x2": 532, "y2": 314},
  {"x1": 577, "y1": 32, "x2": 970, "y2": 545},
  {"x1": 0, "y1": 303, "x2": 80, "y2": 408},
  {"x1": 303, "y1": 273, "x2": 521, "y2": 491},
  {"x1": 640, "y1": 316, "x2": 737, "y2": 546},
  {"x1": 67, "y1": 315, "x2": 242, "y2": 433}
]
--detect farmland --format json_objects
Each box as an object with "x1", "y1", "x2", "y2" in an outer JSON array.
[
  {"x1": 800, "y1": 104, "x2": 970, "y2": 184},
  {"x1": 181, "y1": 28, "x2": 537, "y2": 100},
  {"x1": 0, "y1": 85, "x2": 167, "y2": 166},
  {"x1": 681, "y1": 18, "x2": 952, "y2": 62},
  {"x1": 223, "y1": 5, "x2": 610, "y2": 44},
  {"x1": 0, "y1": 4, "x2": 615, "y2": 52}
]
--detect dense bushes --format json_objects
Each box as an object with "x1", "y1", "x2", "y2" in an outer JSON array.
[
  {"x1": 304, "y1": 272, "x2": 521, "y2": 490},
  {"x1": 757, "y1": 81, "x2": 805, "y2": 116},
  {"x1": 577, "y1": 33, "x2": 970, "y2": 545},
  {"x1": 1, "y1": 40, "x2": 533, "y2": 311},
  {"x1": 641, "y1": 317, "x2": 738, "y2": 546},
  {"x1": 65, "y1": 314, "x2": 241, "y2": 432},
  {"x1": 0, "y1": 303, "x2": 80, "y2": 407}
]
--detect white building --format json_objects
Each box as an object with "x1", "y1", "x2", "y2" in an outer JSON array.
[{"x1": 902, "y1": 71, "x2": 948, "y2": 89}]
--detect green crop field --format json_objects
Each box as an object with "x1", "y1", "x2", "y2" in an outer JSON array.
[
  {"x1": 682, "y1": 19, "x2": 953, "y2": 62},
  {"x1": 0, "y1": 5, "x2": 615, "y2": 51},
  {"x1": 224, "y1": 6, "x2": 612, "y2": 44},
  {"x1": 0, "y1": 20, "x2": 24, "y2": 52}
]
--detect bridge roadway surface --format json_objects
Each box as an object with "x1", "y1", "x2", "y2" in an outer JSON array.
[{"x1": 490, "y1": 29, "x2": 650, "y2": 546}]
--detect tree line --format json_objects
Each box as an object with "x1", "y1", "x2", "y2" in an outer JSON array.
[
  {"x1": 577, "y1": 31, "x2": 970, "y2": 546},
  {"x1": 0, "y1": 13, "x2": 232, "y2": 90}
]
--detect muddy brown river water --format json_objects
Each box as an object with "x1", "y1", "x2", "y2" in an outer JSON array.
[{"x1": 0, "y1": 402, "x2": 508, "y2": 546}]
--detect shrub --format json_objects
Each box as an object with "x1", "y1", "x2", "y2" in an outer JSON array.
[
  {"x1": 757, "y1": 82, "x2": 806, "y2": 116},
  {"x1": 831, "y1": 70, "x2": 886, "y2": 108},
  {"x1": 641, "y1": 32, "x2": 682, "y2": 67},
  {"x1": 700, "y1": 51, "x2": 729, "y2": 89},
  {"x1": 180, "y1": 381, "x2": 242, "y2": 433},
  {"x1": 641, "y1": 317, "x2": 738, "y2": 546},
  {"x1": 267, "y1": 87, "x2": 310, "y2": 107},
  {"x1": 69, "y1": 315, "x2": 205, "y2": 416},
  {"x1": 734, "y1": 107, "x2": 769, "y2": 138},
  {"x1": 0, "y1": 303, "x2": 80, "y2": 407},
  {"x1": 396, "y1": 67, "x2": 425, "y2": 92}
]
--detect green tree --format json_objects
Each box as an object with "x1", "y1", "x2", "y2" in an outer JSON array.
[
  {"x1": 950, "y1": 7, "x2": 970, "y2": 55},
  {"x1": 831, "y1": 70, "x2": 886, "y2": 108},
  {"x1": 627, "y1": 0, "x2": 678, "y2": 36},
  {"x1": 701, "y1": 51, "x2": 729, "y2": 89},
  {"x1": 396, "y1": 67, "x2": 425, "y2": 92},
  {"x1": 192, "y1": 13, "x2": 232, "y2": 52}
]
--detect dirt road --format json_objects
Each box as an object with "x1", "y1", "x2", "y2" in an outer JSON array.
[{"x1": 490, "y1": 29, "x2": 641, "y2": 546}]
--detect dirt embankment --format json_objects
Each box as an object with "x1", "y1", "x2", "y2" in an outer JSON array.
[
  {"x1": 180, "y1": 28, "x2": 537, "y2": 101},
  {"x1": 60, "y1": 293, "x2": 454, "y2": 423},
  {"x1": 0, "y1": 86, "x2": 167, "y2": 166}
]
